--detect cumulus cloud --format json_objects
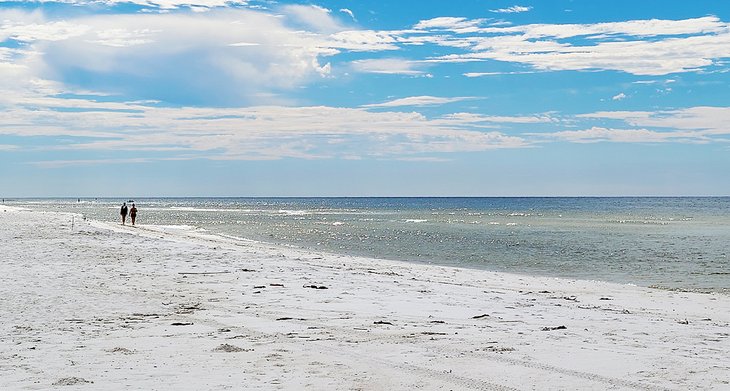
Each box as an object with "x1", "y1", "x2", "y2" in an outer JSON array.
[{"x1": 1, "y1": 8, "x2": 357, "y2": 105}]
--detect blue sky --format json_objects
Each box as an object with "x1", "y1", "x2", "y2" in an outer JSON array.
[{"x1": 1, "y1": 0, "x2": 729, "y2": 196}]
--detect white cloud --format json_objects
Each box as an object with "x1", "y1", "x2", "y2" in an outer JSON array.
[
  {"x1": 363, "y1": 96, "x2": 473, "y2": 108},
  {"x1": 282, "y1": 4, "x2": 342, "y2": 33},
  {"x1": 439, "y1": 112, "x2": 556, "y2": 124},
  {"x1": 1, "y1": 95, "x2": 530, "y2": 163},
  {"x1": 0, "y1": 19, "x2": 91, "y2": 42},
  {"x1": 632, "y1": 79, "x2": 676, "y2": 85},
  {"x1": 612, "y1": 92, "x2": 627, "y2": 101},
  {"x1": 490, "y1": 6, "x2": 532, "y2": 14},
  {"x1": 328, "y1": 30, "x2": 400, "y2": 51},
  {"x1": 497, "y1": 16, "x2": 727, "y2": 39},
  {"x1": 534, "y1": 127, "x2": 710, "y2": 144},
  {"x1": 351, "y1": 58, "x2": 426, "y2": 75},
  {"x1": 88, "y1": 28, "x2": 158, "y2": 47},
  {"x1": 0, "y1": 0, "x2": 250, "y2": 10},
  {"x1": 414, "y1": 17, "x2": 486, "y2": 32},
  {"x1": 5, "y1": 80, "x2": 729, "y2": 165},
  {"x1": 434, "y1": 31, "x2": 730, "y2": 75},
  {"x1": 228, "y1": 42, "x2": 261, "y2": 47},
  {"x1": 463, "y1": 71, "x2": 539, "y2": 77},
  {"x1": 1, "y1": 8, "x2": 359, "y2": 105},
  {"x1": 417, "y1": 16, "x2": 730, "y2": 75},
  {"x1": 4, "y1": 4, "x2": 730, "y2": 166},
  {"x1": 6, "y1": 7, "x2": 730, "y2": 111},
  {"x1": 551, "y1": 106, "x2": 730, "y2": 146},
  {"x1": 340, "y1": 8, "x2": 355, "y2": 21},
  {"x1": 579, "y1": 106, "x2": 730, "y2": 135}
]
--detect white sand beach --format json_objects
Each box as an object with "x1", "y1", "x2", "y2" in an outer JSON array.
[{"x1": 1, "y1": 205, "x2": 729, "y2": 390}]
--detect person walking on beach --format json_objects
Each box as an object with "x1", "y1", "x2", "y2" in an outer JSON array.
[
  {"x1": 120, "y1": 202, "x2": 128, "y2": 225},
  {"x1": 130, "y1": 203, "x2": 138, "y2": 226}
]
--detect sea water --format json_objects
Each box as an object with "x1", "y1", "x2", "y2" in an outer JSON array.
[{"x1": 11, "y1": 197, "x2": 730, "y2": 293}]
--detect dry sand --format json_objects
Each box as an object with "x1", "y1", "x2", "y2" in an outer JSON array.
[{"x1": 1, "y1": 205, "x2": 729, "y2": 390}]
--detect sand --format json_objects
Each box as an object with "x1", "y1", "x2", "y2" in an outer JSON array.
[{"x1": 1, "y1": 205, "x2": 728, "y2": 390}]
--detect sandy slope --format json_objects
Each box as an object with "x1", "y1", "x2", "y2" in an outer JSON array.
[{"x1": 1, "y1": 205, "x2": 728, "y2": 390}]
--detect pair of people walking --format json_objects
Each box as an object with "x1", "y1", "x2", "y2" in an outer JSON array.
[{"x1": 120, "y1": 202, "x2": 138, "y2": 226}]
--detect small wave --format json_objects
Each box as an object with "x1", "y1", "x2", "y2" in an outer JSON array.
[
  {"x1": 217, "y1": 233, "x2": 260, "y2": 243},
  {"x1": 145, "y1": 224, "x2": 200, "y2": 231},
  {"x1": 488, "y1": 222, "x2": 500, "y2": 225},
  {"x1": 276, "y1": 209, "x2": 362, "y2": 216},
  {"x1": 405, "y1": 219, "x2": 428, "y2": 223},
  {"x1": 611, "y1": 220, "x2": 669, "y2": 225},
  {"x1": 332, "y1": 221, "x2": 344, "y2": 226},
  {"x1": 278, "y1": 209, "x2": 310, "y2": 216},
  {"x1": 169, "y1": 207, "x2": 248, "y2": 213}
]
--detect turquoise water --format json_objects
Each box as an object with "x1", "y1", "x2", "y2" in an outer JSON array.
[{"x1": 10, "y1": 197, "x2": 730, "y2": 293}]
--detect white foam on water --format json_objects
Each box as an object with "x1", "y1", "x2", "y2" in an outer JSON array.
[
  {"x1": 144, "y1": 224, "x2": 200, "y2": 231},
  {"x1": 278, "y1": 209, "x2": 310, "y2": 216}
]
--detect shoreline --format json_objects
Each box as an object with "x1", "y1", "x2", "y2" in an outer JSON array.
[
  {"x1": 5, "y1": 197, "x2": 729, "y2": 295},
  {"x1": 2, "y1": 205, "x2": 729, "y2": 390}
]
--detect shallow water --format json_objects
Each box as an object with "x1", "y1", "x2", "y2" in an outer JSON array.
[{"x1": 11, "y1": 197, "x2": 729, "y2": 293}]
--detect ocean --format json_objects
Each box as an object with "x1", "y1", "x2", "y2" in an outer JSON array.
[{"x1": 10, "y1": 197, "x2": 729, "y2": 294}]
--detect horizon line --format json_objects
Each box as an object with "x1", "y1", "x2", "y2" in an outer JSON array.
[{"x1": 3, "y1": 195, "x2": 729, "y2": 200}]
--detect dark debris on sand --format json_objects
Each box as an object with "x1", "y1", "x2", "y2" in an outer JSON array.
[{"x1": 52, "y1": 377, "x2": 93, "y2": 386}]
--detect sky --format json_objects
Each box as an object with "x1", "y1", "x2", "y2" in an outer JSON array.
[{"x1": 1, "y1": 0, "x2": 729, "y2": 197}]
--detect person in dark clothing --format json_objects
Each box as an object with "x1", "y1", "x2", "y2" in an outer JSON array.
[
  {"x1": 120, "y1": 202, "x2": 128, "y2": 225},
  {"x1": 130, "y1": 203, "x2": 138, "y2": 226}
]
